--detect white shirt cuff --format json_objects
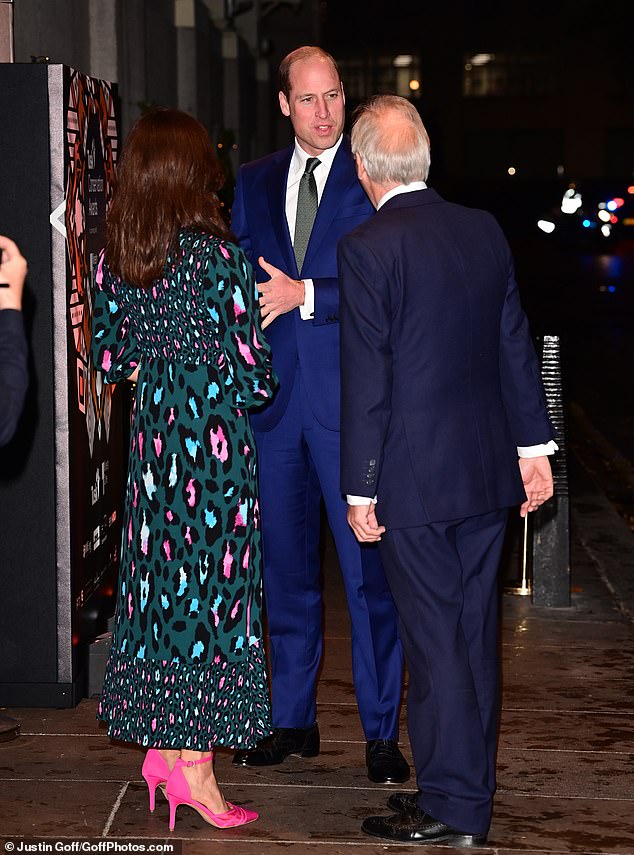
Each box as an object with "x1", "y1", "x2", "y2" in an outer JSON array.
[
  {"x1": 346, "y1": 495, "x2": 378, "y2": 505},
  {"x1": 299, "y1": 278, "x2": 314, "y2": 320},
  {"x1": 517, "y1": 440, "x2": 559, "y2": 458}
]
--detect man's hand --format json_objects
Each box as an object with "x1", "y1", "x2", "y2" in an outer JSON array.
[
  {"x1": 347, "y1": 503, "x2": 386, "y2": 543},
  {"x1": 0, "y1": 235, "x2": 27, "y2": 311},
  {"x1": 519, "y1": 455, "x2": 554, "y2": 517},
  {"x1": 257, "y1": 256, "x2": 305, "y2": 329}
]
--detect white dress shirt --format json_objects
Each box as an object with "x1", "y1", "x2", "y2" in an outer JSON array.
[
  {"x1": 347, "y1": 183, "x2": 557, "y2": 506},
  {"x1": 286, "y1": 136, "x2": 343, "y2": 320}
]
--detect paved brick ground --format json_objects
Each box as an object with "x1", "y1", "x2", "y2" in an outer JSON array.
[{"x1": 1, "y1": 452, "x2": 633, "y2": 853}]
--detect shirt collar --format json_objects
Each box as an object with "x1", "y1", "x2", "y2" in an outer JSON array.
[
  {"x1": 377, "y1": 181, "x2": 427, "y2": 209},
  {"x1": 290, "y1": 135, "x2": 343, "y2": 178}
]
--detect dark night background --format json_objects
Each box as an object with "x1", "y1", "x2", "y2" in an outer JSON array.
[{"x1": 321, "y1": 1, "x2": 634, "y2": 525}]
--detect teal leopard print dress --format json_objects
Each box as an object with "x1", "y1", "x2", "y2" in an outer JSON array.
[{"x1": 91, "y1": 230, "x2": 277, "y2": 750}]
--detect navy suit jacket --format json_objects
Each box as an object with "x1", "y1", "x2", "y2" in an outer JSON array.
[
  {"x1": 231, "y1": 137, "x2": 375, "y2": 432},
  {"x1": 0, "y1": 309, "x2": 28, "y2": 447},
  {"x1": 339, "y1": 189, "x2": 555, "y2": 529}
]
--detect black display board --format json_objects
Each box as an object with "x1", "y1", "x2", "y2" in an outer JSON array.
[{"x1": 0, "y1": 64, "x2": 125, "y2": 707}]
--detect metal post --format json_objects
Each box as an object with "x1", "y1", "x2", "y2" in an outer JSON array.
[{"x1": 532, "y1": 335, "x2": 570, "y2": 607}]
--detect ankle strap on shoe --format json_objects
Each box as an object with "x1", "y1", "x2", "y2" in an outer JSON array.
[{"x1": 176, "y1": 753, "x2": 213, "y2": 767}]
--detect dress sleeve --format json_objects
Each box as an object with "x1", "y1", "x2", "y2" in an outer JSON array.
[
  {"x1": 90, "y1": 256, "x2": 141, "y2": 384},
  {"x1": 212, "y1": 242, "x2": 277, "y2": 410}
]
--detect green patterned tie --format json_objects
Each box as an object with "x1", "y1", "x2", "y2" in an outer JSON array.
[{"x1": 293, "y1": 157, "x2": 321, "y2": 274}]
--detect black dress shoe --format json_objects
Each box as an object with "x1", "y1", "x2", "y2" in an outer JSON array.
[
  {"x1": 387, "y1": 790, "x2": 419, "y2": 813},
  {"x1": 233, "y1": 723, "x2": 320, "y2": 766},
  {"x1": 366, "y1": 738, "x2": 410, "y2": 783},
  {"x1": 362, "y1": 809, "x2": 488, "y2": 846}
]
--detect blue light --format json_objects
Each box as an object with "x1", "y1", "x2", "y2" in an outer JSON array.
[
  {"x1": 582, "y1": 219, "x2": 592, "y2": 227},
  {"x1": 608, "y1": 285, "x2": 616, "y2": 293},
  {"x1": 607, "y1": 200, "x2": 617, "y2": 211}
]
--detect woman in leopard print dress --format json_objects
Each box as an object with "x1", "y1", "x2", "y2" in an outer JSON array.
[{"x1": 91, "y1": 108, "x2": 277, "y2": 828}]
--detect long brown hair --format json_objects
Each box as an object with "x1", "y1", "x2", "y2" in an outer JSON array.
[{"x1": 106, "y1": 108, "x2": 232, "y2": 288}]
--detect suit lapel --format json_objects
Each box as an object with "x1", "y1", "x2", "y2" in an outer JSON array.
[
  {"x1": 302, "y1": 140, "x2": 357, "y2": 268},
  {"x1": 266, "y1": 145, "x2": 297, "y2": 275}
]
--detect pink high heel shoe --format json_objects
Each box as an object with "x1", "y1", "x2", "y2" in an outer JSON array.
[
  {"x1": 142, "y1": 748, "x2": 171, "y2": 812},
  {"x1": 166, "y1": 754, "x2": 258, "y2": 831}
]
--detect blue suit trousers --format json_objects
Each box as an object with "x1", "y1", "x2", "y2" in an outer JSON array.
[
  {"x1": 254, "y1": 367, "x2": 404, "y2": 739},
  {"x1": 379, "y1": 509, "x2": 509, "y2": 834}
]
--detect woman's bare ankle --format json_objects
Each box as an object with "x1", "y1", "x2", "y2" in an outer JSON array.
[
  {"x1": 158, "y1": 748, "x2": 181, "y2": 772},
  {"x1": 179, "y1": 752, "x2": 227, "y2": 813}
]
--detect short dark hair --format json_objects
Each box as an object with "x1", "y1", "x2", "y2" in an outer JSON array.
[
  {"x1": 278, "y1": 46, "x2": 341, "y2": 98},
  {"x1": 106, "y1": 108, "x2": 231, "y2": 288}
]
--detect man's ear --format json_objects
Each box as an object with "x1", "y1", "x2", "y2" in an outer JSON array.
[
  {"x1": 341, "y1": 82, "x2": 346, "y2": 107},
  {"x1": 279, "y1": 91, "x2": 291, "y2": 117},
  {"x1": 354, "y1": 152, "x2": 367, "y2": 182}
]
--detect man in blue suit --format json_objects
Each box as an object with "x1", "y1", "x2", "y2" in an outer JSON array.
[
  {"x1": 339, "y1": 96, "x2": 556, "y2": 845},
  {"x1": 230, "y1": 47, "x2": 408, "y2": 783}
]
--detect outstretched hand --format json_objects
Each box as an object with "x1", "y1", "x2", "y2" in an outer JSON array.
[
  {"x1": 519, "y1": 455, "x2": 554, "y2": 517},
  {"x1": 257, "y1": 256, "x2": 305, "y2": 329}
]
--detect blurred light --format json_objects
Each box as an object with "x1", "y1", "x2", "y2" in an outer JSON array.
[
  {"x1": 601, "y1": 224, "x2": 611, "y2": 237},
  {"x1": 557, "y1": 165, "x2": 565, "y2": 176},
  {"x1": 409, "y1": 79, "x2": 420, "y2": 91},
  {"x1": 470, "y1": 53, "x2": 495, "y2": 65},
  {"x1": 628, "y1": 186, "x2": 634, "y2": 194},
  {"x1": 508, "y1": 167, "x2": 516, "y2": 176},
  {"x1": 582, "y1": 219, "x2": 592, "y2": 228},
  {"x1": 561, "y1": 189, "x2": 582, "y2": 213},
  {"x1": 596, "y1": 255, "x2": 624, "y2": 276},
  {"x1": 217, "y1": 143, "x2": 223, "y2": 149},
  {"x1": 610, "y1": 214, "x2": 618, "y2": 224},
  {"x1": 464, "y1": 62, "x2": 473, "y2": 71},
  {"x1": 606, "y1": 200, "x2": 617, "y2": 211},
  {"x1": 612, "y1": 197, "x2": 625, "y2": 208},
  {"x1": 598, "y1": 210, "x2": 611, "y2": 222},
  {"x1": 608, "y1": 285, "x2": 617, "y2": 293},
  {"x1": 394, "y1": 54, "x2": 413, "y2": 67},
  {"x1": 623, "y1": 217, "x2": 634, "y2": 226},
  {"x1": 598, "y1": 202, "x2": 606, "y2": 209},
  {"x1": 599, "y1": 285, "x2": 608, "y2": 292},
  {"x1": 537, "y1": 219, "x2": 556, "y2": 233}
]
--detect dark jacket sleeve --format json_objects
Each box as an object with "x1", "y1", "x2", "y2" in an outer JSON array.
[
  {"x1": 497, "y1": 233, "x2": 555, "y2": 445},
  {"x1": 0, "y1": 309, "x2": 28, "y2": 447},
  {"x1": 338, "y1": 233, "x2": 393, "y2": 498}
]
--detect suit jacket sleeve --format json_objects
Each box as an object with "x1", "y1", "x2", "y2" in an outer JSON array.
[
  {"x1": 0, "y1": 309, "x2": 28, "y2": 447},
  {"x1": 497, "y1": 233, "x2": 555, "y2": 445},
  {"x1": 338, "y1": 233, "x2": 392, "y2": 497},
  {"x1": 312, "y1": 277, "x2": 339, "y2": 325}
]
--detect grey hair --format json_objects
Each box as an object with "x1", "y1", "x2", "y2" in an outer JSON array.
[{"x1": 350, "y1": 95, "x2": 430, "y2": 184}]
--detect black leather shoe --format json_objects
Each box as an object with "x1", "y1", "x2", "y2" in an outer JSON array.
[
  {"x1": 366, "y1": 739, "x2": 410, "y2": 783},
  {"x1": 362, "y1": 809, "x2": 488, "y2": 846},
  {"x1": 233, "y1": 723, "x2": 320, "y2": 766},
  {"x1": 387, "y1": 790, "x2": 419, "y2": 813}
]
